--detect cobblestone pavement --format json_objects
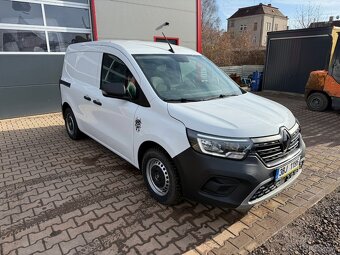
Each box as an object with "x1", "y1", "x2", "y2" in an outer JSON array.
[{"x1": 0, "y1": 92, "x2": 339, "y2": 255}]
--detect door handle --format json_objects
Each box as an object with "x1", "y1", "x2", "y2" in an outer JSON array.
[
  {"x1": 93, "y1": 100, "x2": 102, "y2": 106},
  {"x1": 84, "y1": 95, "x2": 91, "y2": 101}
]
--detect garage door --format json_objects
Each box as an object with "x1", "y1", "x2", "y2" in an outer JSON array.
[
  {"x1": 0, "y1": 0, "x2": 93, "y2": 119},
  {"x1": 263, "y1": 35, "x2": 332, "y2": 94}
]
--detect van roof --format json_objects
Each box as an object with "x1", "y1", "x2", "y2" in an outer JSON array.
[{"x1": 67, "y1": 40, "x2": 200, "y2": 55}]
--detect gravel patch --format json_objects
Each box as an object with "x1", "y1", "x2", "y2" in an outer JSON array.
[{"x1": 252, "y1": 187, "x2": 340, "y2": 255}]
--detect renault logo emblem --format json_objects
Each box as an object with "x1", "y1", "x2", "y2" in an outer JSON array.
[{"x1": 280, "y1": 127, "x2": 291, "y2": 152}]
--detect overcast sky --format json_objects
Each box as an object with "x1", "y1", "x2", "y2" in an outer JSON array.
[{"x1": 216, "y1": 0, "x2": 340, "y2": 30}]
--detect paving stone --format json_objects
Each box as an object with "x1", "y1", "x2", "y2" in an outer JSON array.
[
  {"x1": 137, "y1": 225, "x2": 162, "y2": 241},
  {"x1": 213, "y1": 230, "x2": 235, "y2": 246},
  {"x1": 155, "y1": 229, "x2": 179, "y2": 246},
  {"x1": 156, "y1": 243, "x2": 182, "y2": 255},
  {"x1": 17, "y1": 239, "x2": 44, "y2": 255},
  {"x1": 135, "y1": 237, "x2": 162, "y2": 254},
  {"x1": 67, "y1": 223, "x2": 92, "y2": 239},
  {"x1": 227, "y1": 222, "x2": 248, "y2": 236},
  {"x1": 175, "y1": 233, "x2": 198, "y2": 252},
  {"x1": 195, "y1": 240, "x2": 220, "y2": 254},
  {"x1": 83, "y1": 226, "x2": 107, "y2": 243},
  {"x1": 279, "y1": 202, "x2": 299, "y2": 214},
  {"x1": 60, "y1": 235, "x2": 87, "y2": 254},
  {"x1": 229, "y1": 232, "x2": 253, "y2": 249},
  {"x1": 1, "y1": 95, "x2": 340, "y2": 255}
]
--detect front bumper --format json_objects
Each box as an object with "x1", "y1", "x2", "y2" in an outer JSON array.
[{"x1": 173, "y1": 139, "x2": 306, "y2": 208}]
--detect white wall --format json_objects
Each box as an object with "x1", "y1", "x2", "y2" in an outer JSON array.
[
  {"x1": 261, "y1": 15, "x2": 288, "y2": 46},
  {"x1": 94, "y1": 0, "x2": 198, "y2": 50}
]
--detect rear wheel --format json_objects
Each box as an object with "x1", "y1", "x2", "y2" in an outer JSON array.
[
  {"x1": 142, "y1": 147, "x2": 182, "y2": 205},
  {"x1": 307, "y1": 92, "x2": 329, "y2": 112},
  {"x1": 64, "y1": 108, "x2": 82, "y2": 140}
]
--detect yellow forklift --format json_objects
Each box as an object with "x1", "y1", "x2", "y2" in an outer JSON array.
[{"x1": 305, "y1": 27, "x2": 340, "y2": 111}]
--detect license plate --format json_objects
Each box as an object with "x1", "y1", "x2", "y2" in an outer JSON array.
[{"x1": 275, "y1": 157, "x2": 300, "y2": 182}]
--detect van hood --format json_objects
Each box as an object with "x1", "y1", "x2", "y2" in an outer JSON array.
[{"x1": 167, "y1": 93, "x2": 296, "y2": 138}]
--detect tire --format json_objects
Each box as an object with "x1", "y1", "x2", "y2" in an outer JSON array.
[
  {"x1": 307, "y1": 92, "x2": 329, "y2": 112},
  {"x1": 142, "y1": 147, "x2": 182, "y2": 205},
  {"x1": 64, "y1": 107, "x2": 82, "y2": 140}
]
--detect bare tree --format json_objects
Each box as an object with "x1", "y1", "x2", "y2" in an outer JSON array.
[
  {"x1": 294, "y1": 1, "x2": 322, "y2": 28},
  {"x1": 201, "y1": 0, "x2": 265, "y2": 66},
  {"x1": 202, "y1": 0, "x2": 221, "y2": 31}
]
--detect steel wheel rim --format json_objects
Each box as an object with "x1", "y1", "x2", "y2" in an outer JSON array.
[
  {"x1": 311, "y1": 97, "x2": 321, "y2": 107},
  {"x1": 146, "y1": 158, "x2": 170, "y2": 196},
  {"x1": 66, "y1": 113, "x2": 75, "y2": 135}
]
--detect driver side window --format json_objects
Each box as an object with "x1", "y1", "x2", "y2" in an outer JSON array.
[{"x1": 101, "y1": 53, "x2": 137, "y2": 99}]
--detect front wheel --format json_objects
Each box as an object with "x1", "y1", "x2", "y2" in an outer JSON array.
[
  {"x1": 142, "y1": 148, "x2": 182, "y2": 205},
  {"x1": 306, "y1": 92, "x2": 329, "y2": 112}
]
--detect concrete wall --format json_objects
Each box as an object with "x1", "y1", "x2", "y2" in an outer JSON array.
[
  {"x1": 0, "y1": 55, "x2": 64, "y2": 119},
  {"x1": 94, "y1": 0, "x2": 198, "y2": 50}
]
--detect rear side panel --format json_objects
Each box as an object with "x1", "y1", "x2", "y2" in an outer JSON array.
[{"x1": 60, "y1": 51, "x2": 102, "y2": 132}]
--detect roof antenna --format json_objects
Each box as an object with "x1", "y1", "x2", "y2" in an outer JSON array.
[{"x1": 156, "y1": 22, "x2": 175, "y2": 53}]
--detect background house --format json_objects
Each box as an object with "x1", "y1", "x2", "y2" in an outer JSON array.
[{"x1": 227, "y1": 3, "x2": 288, "y2": 47}]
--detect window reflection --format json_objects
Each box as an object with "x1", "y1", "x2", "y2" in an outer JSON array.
[
  {"x1": 49, "y1": 32, "x2": 91, "y2": 52},
  {"x1": 0, "y1": 1, "x2": 44, "y2": 26},
  {"x1": 45, "y1": 5, "x2": 90, "y2": 29},
  {"x1": 0, "y1": 1, "x2": 92, "y2": 52},
  {"x1": 0, "y1": 30, "x2": 47, "y2": 52}
]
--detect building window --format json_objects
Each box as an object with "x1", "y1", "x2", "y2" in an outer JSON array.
[
  {"x1": 275, "y1": 24, "x2": 278, "y2": 31},
  {"x1": 254, "y1": 22, "x2": 258, "y2": 31},
  {"x1": 0, "y1": 0, "x2": 92, "y2": 53},
  {"x1": 48, "y1": 32, "x2": 91, "y2": 52},
  {"x1": 267, "y1": 22, "x2": 271, "y2": 31},
  {"x1": 240, "y1": 25, "x2": 247, "y2": 31},
  {"x1": 0, "y1": 29, "x2": 47, "y2": 52},
  {"x1": 252, "y1": 36, "x2": 257, "y2": 44},
  {"x1": 45, "y1": 5, "x2": 91, "y2": 29},
  {"x1": 154, "y1": 37, "x2": 179, "y2": 45},
  {"x1": 0, "y1": 1, "x2": 44, "y2": 26}
]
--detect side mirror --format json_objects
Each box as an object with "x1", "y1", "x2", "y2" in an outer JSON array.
[{"x1": 101, "y1": 82, "x2": 126, "y2": 97}]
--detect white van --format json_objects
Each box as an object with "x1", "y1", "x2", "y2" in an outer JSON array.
[{"x1": 60, "y1": 41, "x2": 305, "y2": 208}]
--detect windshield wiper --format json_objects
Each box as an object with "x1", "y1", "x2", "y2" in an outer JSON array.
[
  {"x1": 203, "y1": 94, "x2": 237, "y2": 101},
  {"x1": 165, "y1": 98, "x2": 201, "y2": 103}
]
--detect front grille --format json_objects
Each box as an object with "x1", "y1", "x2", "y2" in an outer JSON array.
[
  {"x1": 250, "y1": 169, "x2": 299, "y2": 201},
  {"x1": 254, "y1": 128, "x2": 301, "y2": 165}
]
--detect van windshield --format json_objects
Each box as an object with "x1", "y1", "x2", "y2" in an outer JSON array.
[{"x1": 133, "y1": 54, "x2": 243, "y2": 102}]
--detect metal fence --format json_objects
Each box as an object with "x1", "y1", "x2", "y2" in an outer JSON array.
[{"x1": 220, "y1": 65, "x2": 264, "y2": 78}]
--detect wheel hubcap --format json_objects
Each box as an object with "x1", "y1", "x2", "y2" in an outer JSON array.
[
  {"x1": 66, "y1": 113, "x2": 74, "y2": 135},
  {"x1": 146, "y1": 158, "x2": 170, "y2": 196},
  {"x1": 311, "y1": 97, "x2": 320, "y2": 106}
]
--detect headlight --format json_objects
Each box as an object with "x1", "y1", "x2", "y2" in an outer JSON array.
[
  {"x1": 296, "y1": 118, "x2": 301, "y2": 132},
  {"x1": 187, "y1": 129, "x2": 253, "y2": 160}
]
